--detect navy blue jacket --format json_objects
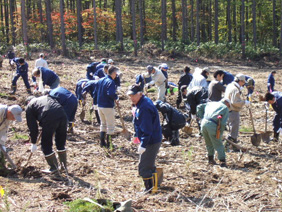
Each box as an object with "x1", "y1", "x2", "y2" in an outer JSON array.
[
  {"x1": 13, "y1": 58, "x2": 28, "y2": 74},
  {"x1": 94, "y1": 68, "x2": 106, "y2": 78},
  {"x1": 83, "y1": 80, "x2": 99, "y2": 105},
  {"x1": 95, "y1": 75, "x2": 118, "y2": 108},
  {"x1": 136, "y1": 74, "x2": 145, "y2": 91},
  {"x1": 95, "y1": 62, "x2": 106, "y2": 71},
  {"x1": 134, "y1": 95, "x2": 162, "y2": 148},
  {"x1": 32, "y1": 67, "x2": 59, "y2": 86},
  {"x1": 177, "y1": 72, "x2": 193, "y2": 89},
  {"x1": 49, "y1": 87, "x2": 78, "y2": 122},
  {"x1": 86, "y1": 62, "x2": 99, "y2": 80},
  {"x1": 267, "y1": 73, "x2": 275, "y2": 92},
  {"x1": 75, "y1": 79, "x2": 89, "y2": 100},
  {"x1": 223, "y1": 71, "x2": 234, "y2": 85}
]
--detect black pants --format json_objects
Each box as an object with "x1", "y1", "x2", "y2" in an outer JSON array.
[
  {"x1": 176, "y1": 90, "x2": 182, "y2": 107},
  {"x1": 41, "y1": 117, "x2": 67, "y2": 156}
]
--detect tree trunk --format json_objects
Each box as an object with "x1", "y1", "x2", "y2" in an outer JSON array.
[
  {"x1": 37, "y1": 0, "x2": 44, "y2": 42},
  {"x1": 214, "y1": 0, "x2": 218, "y2": 44},
  {"x1": 171, "y1": 0, "x2": 177, "y2": 41},
  {"x1": 21, "y1": 0, "x2": 28, "y2": 45},
  {"x1": 161, "y1": 0, "x2": 167, "y2": 51},
  {"x1": 233, "y1": 0, "x2": 237, "y2": 42},
  {"x1": 208, "y1": 0, "x2": 212, "y2": 41},
  {"x1": 77, "y1": 0, "x2": 83, "y2": 47},
  {"x1": 0, "y1": 0, "x2": 4, "y2": 37},
  {"x1": 26, "y1": 0, "x2": 31, "y2": 20},
  {"x1": 182, "y1": 0, "x2": 188, "y2": 43},
  {"x1": 227, "y1": 0, "x2": 231, "y2": 42},
  {"x1": 252, "y1": 0, "x2": 256, "y2": 48},
  {"x1": 245, "y1": 0, "x2": 248, "y2": 42},
  {"x1": 190, "y1": 0, "x2": 194, "y2": 41},
  {"x1": 272, "y1": 0, "x2": 277, "y2": 47},
  {"x1": 139, "y1": 0, "x2": 144, "y2": 45},
  {"x1": 10, "y1": 0, "x2": 16, "y2": 45},
  {"x1": 131, "y1": 0, "x2": 137, "y2": 56},
  {"x1": 196, "y1": 0, "x2": 200, "y2": 46},
  {"x1": 93, "y1": 0, "x2": 98, "y2": 49},
  {"x1": 115, "y1": 0, "x2": 124, "y2": 51},
  {"x1": 45, "y1": 0, "x2": 54, "y2": 48},
  {"x1": 60, "y1": 0, "x2": 67, "y2": 56},
  {"x1": 4, "y1": 0, "x2": 9, "y2": 43},
  {"x1": 241, "y1": 0, "x2": 245, "y2": 59}
]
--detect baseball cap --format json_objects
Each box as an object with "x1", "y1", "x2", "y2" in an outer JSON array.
[
  {"x1": 160, "y1": 63, "x2": 169, "y2": 70},
  {"x1": 39, "y1": 53, "x2": 44, "y2": 57},
  {"x1": 8, "y1": 105, "x2": 23, "y2": 122},
  {"x1": 235, "y1": 73, "x2": 246, "y2": 83},
  {"x1": 108, "y1": 59, "x2": 114, "y2": 64},
  {"x1": 127, "y1": 85, "x2": 142, "y2": 96}
]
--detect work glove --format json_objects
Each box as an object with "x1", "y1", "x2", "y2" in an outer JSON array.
[
  {"x1": 267, "y1": 83, "x2": 271, "y2": 87},
  {"x1": 137, "y1": 145, "x2": 146, "y2": 154},
  {"x1": 191, "y1": 114, "x2": 197, "y2": 120},
  {"x1": 31, "y1": 144, "x2": 37, "y2": 153},
  {"x1": 245, "y1": 100, "x2": 250, "y2": 106},
  {"x1": 277, "y1": 128, "x2": 282, "y2": 134}
]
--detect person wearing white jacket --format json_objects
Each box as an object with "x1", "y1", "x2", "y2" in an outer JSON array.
[
  {"x1": 34, "y1": 53, "x2": 48, "y2": 68},
  {"x1": 145, "y1": 65, "x2": 167, "y2": 101},
  {"x1": 0, "y1": 105, "x2": 23, "y2": 174},
  {"x1": 188, "y1": 67, "x2": 210, "y2": 90}
]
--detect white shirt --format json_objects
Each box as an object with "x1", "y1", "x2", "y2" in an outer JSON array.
[
  {"x1": 148, "y1": 69, "x2": 166, "y2": 87},
  {"x1": 188, "y1": 74, "x2": 208, "y2": 90},
  {"x1": 35, "y1": 58, "x2": 48, "y2": 68}
]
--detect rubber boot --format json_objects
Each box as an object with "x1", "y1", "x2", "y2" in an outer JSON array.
[
  {"x1": 27, "y1": 88, "x2": 32, "y2": 94},
  {"x1": 42, "y1": 152, "x2": 59, "y2": 174},
  {"x1": 273, "y1": 131, "x2": 279, "y2": 142},
  {"x1": 58, "y1": 150, "x2": 67, "y2": 173},
  {"x1": 143, "y1": 177, "x2": 153, "y2": 193},
  {"x1": 100, "y1": 132, "x2": 106, "y2": 147},
  {"x1": 95, "y1": 110, "x2": 101, "y2": 124},
  {"x1": 152, "y1": 172, "x2": 158, "y2": 194},
  {"x1": 10, "y1": 85, "x2": 16, "y2": 95},
  {"x1": 208, "y1": 156, "x2": 217, "y2": 165},
  {"x1": 68, "y1": 122, "x2": 74, "y2": 133},
  {"x1": 219, "y1": 159, "x2": 227, "y2": 168},
  {"x1": 170, "y1": 130, "x2": 180, "y2": 146},
  {"x1": 106, "y1": 134, "x2": 112, "y2": 149}
]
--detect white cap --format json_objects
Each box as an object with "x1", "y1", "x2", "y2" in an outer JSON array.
[
  {"x1": 108, "y1": 59, "x2": 114, "y2": 64},
  {"x1": 8, "y1": 105, "x2": 23, "y2": 122},
  {"x1": 39, "y1": 53, "x2": 44, "y2": 57},
  {"x1": 235, "y1": 73, "x2": 246, "y2": 82}
]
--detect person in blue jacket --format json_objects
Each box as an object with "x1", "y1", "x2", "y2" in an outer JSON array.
[
  {"x1": 82, "y1": 79, "x2": 100, "y2": 124},
  {"x1": 222, "y1": 71, "x2": 234, "y2": 86},
  {"x1": 86, "y1": 61, "x2": 100, "y2": 80},
  {"x1": 48, "y1": 87, "x2": 78, "y2": 133},
  {"x1": 75, "y1": 78, "x2": 89, "y2": 102},
  {"x1": 95, "y1": 64, "x2": 121, "y2": 90},
  {"x1": 265, "y1": 92, "x2": 282, "y2": 142},
  {"x1": 10, "y1": 57, "x2": 32, "y2": 94},
  {"x1": 267, "y1": 71, "x2": 276, "y2": 92},
  {"x1": 32, "y1": 67, "x2": 60, "y2": 91},
  {"x1": 127, "y1": 84, "x2": 162, "y2": 193},
  {"x1": 95, "y1": 66, "x2": 119, "y2": 148},
  {"x1": 245, "y1": 75, "x2": 255, "y2": 99}
]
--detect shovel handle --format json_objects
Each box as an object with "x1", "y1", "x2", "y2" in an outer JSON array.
[
  {"x1": 264, "y1": 104, "x2": 268, "y2": 133},
  {"x1": 249, "y1": 107, "x2": 256, "y2": 134}
]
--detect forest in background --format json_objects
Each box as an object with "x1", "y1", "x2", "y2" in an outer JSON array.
[{"x1": 0, "y1": 0, "x2": 282, "y2": 59}]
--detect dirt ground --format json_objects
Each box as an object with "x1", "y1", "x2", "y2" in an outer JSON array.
[{"x1": 0, "y1": 53, "x2": 282, "y2": 211}]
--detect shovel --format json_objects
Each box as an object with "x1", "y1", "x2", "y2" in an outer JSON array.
[
  {"x1": 0, "y1": 144, "x2": 16, "y2": 169},
  {"x1": 22, "y1": 131, "x2": 42, "y2": 167},
  {"x1": 183, "y1": 119, "x2": 193, "y2": 135},
  {"x1": 261, "y1": 104, "x2": 271, "y2": 143},
  {"x1": 249, "y1": 106, "x2": 261, "y2": 146},
  {"x1": 116, "y1": 104, "x2": 131, "y2": 141}
]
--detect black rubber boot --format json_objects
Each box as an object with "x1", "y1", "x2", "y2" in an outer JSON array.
[
  {"x1": 10, "y1": 85, "x2": 16, "y2": 95},
  {"x1": 273, "y1": 131, "x2": 279, "y2": 142},
  {"x1": 170, "y1": 130, "x2": 180, "y2": 146},
  {"x1": 208, "y1": 156, "x2": 217, "y2": 165},
  {"x1": 68, "y1": 122, "x2": 74, "y2": 133},
  {"x1": 95, "y1": 110, "x2": 101, "y2": 124},
  {"x1": 58, "y1": 150, "x2": 67, "y2": 172},
  {"x1": 43, "y1": 153, "x2": 59, "y2": 174},
  {"x1": 27, "y1": 88, "x2": 32, "y2": 94},
  {"x1": 100, "y1": 132, "x2": 106, "y2": 147},
  {"x1": 106, "y1": 134, "x2": 112, "y2": 149},
  {"x1": 143, "y1": 177, "x2": 153, "y2": 193},
  {"x1": 219, "y1": 159, "x2": 227, "y2": 167}
]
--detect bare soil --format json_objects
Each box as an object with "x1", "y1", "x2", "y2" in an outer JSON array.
[{"x1": 0, "y1": 54, "x2": 282, "y2": 211}]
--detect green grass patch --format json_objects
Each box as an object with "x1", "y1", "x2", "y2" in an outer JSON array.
[
  {"x1": 239, "y1": 126, "x2": 253, "y2": 133},
  {"x1": 0, "y1": 93, "x2": 8, "y2": 98},
  {"x1": 12, "y1": 133, "x2": 29, "y2": 141},
  {"x1": 64, "y1": 198, "x2": 114, "y2": 212}
]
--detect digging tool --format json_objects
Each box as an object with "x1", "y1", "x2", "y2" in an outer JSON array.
[
  {"x1": 22, "y1": 131, "x2": 42, "y2": 167},
  {"x1": 0, "y1": 144, "x2": 16, "y2": 169},
  {"x1": 261, "y1": 104, "x2": 271, "y2": 143},
  {"x1": 248, "y1": 106, "x2": 262, "y2": 146},
  {"x1": 225, "y1": 138, "x2": 248, "y2": 152},
  {"x1": 116, "y1": 104, "x2": 131, "y2": 141},
  {"x1": 183, "y1": 119, "x2": 193, "y2": 135},
  {"x1": 79, "y1": 104, "x2": 86, "y2": 121}
]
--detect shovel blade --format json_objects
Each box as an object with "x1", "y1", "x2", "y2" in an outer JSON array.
[
  {"x1": 251, "y1": 133, "x2": 262, "y2": 146},
  {"x1": 183, "y1": 126, "x2": 193, "y2": 135},
  {"x1": 261, "y1": 131, "x2": 271, "y2": 143},
  {"x1": 122, "y1": 129, "x2": 131, "y2": 141}
]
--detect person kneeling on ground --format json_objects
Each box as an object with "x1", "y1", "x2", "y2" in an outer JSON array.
[
  {"x1": 197, "y1": 98, "x2": 231, "y2": 167},
  {"x1": 154, "y1": 100, "x2": 186, "y2": 146},
  {"x1": 127, "y1": 84, "x2": 162, "y2": 193}
]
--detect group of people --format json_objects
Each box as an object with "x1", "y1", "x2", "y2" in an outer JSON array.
[{"x1": 0, "y1": 53, "x2": 280, "y2": 194}]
